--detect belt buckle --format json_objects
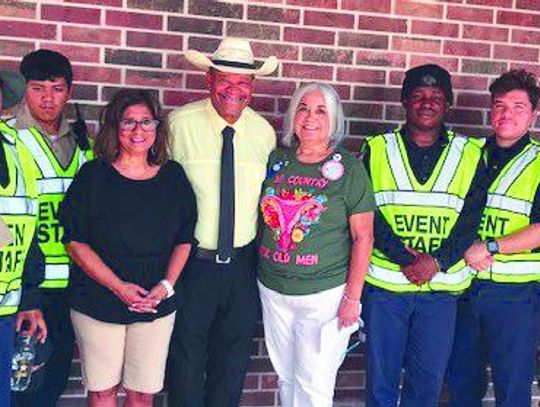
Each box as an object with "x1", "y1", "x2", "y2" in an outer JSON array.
[{"x1": 215, "y1": 254, "x2": 231, "y2": 264}]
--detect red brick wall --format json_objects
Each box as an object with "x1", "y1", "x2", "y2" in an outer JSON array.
[{"x1": 1, "y1": 1, "x2": 539, "y2": 406}]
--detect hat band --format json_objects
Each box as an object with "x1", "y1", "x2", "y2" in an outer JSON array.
[{"x1": 212, "y1": 59, "x2": 257, "y2": 70}]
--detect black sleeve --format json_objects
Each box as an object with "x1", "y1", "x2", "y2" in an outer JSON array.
[
  {"x1": 432, "y1": 159, "x2": 488, "y2": 270},
  {"x1": 362, "y1": 143, "x2": 416, "y2": 266},
  {"x1": 58, "y1": 162, "x2": 92, "y2": 244},
  {"x1": 531, "y1": 185, "x2": 540, "y2": 224},
  {"x1": 19, "y1": 234, "x2": 44, "y2": 311},
  {"x1": 173, "y1": 163, "x2": 198, "y2": 245}
]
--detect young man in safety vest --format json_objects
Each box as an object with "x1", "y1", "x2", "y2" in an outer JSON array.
[
  {"x1": 361, "y1": 64, "x2": 487, "y2": 405},
  {"x1": 0, "y1": 70, "x2": 47, "y2": 407},
  {"x1": 446, "y1": 69, "x2": 540, "y2": 407},
  {"x1": 9, "y1": 49, "x2": 92, "y2": 407}
]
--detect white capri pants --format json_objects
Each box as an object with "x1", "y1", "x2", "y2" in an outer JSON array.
[{"x1": 259, "y1": 281, "x2": 357, "y2": 407}]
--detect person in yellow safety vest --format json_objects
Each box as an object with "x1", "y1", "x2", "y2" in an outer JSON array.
[
  {"x1": 10, "y1": 50, "x2": 92, "y2": 407},
  {"x1": 446, "y1": 70, "x2": 540, "y2": 407},
  {"x1": 361, "y1": 64, "x2": 488, "y2": 406},
  {"x1": 0, "y1": 72, "x2": 47, "y2": 406}
]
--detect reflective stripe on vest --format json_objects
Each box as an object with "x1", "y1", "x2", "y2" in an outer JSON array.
[
  {"x1": 477, "y1": 141, "x2": 540, "y2": 283},
  {"x1": 366, "y1": 130, "x2": 483, "y2": 293},
  {"x1": 17, "y1": 126, "x2": 90, "y2": 289}
]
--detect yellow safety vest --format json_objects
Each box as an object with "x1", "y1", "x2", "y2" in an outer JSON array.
[
  {"x1": 366, "y1": 129, "x2": 484, "y2": 293},
  {"x1": 477, "y1": 139, "x2": 540, "y2": 283},
  {"x1": 16, "y1": 124, "x2": 92, "y2": 289},
  {"x1": 0, "y1": 122, "x2": 38, "y2": 316}
]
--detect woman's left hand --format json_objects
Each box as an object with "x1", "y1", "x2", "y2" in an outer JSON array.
[
  {"x1": 337, "y1": 296, "x2": 360, "y2": 329},
  {"x1": 129, "y1": 284, "x2": 167, "y2": 313}
]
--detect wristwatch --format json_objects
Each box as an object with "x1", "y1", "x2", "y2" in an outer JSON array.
[{"x1": 486, "y1": 238, "x2": 499, "y2": 255}]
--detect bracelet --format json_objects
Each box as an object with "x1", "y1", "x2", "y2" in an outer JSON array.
[
  {"x1": 159, "y1": 279, "x2": 175, "y2": 299},
  {"x1": 342, "y1": 293, "x2": 359, "y2": 303}
]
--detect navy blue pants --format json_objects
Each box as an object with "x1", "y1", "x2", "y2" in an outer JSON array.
[
  {"x1": 362, "y1": 284, "x2": 458, "y2": 407},
  {"x1": 0, "y1": 316, "x2": 15, "y2": 407},
  {"x1": 446, "y1": 280, "x2": 540, "y2": 407}
]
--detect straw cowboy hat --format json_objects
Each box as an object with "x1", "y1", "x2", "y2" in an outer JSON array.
[
  {"x1": 185, "y1": 37, "x2": 278, "y2": 76},
  {"x1": 0, "y1": 70, "x2": 25, "y2": 109}
]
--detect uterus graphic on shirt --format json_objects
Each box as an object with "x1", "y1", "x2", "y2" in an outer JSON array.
[{"x1": 260, "y1": 187, "x2": 327, "y2": 254}]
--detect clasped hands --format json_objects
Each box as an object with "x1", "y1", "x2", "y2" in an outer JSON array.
[
  {"x1": 464, "y1": 241, "x2": 493, "y2": 272},
  {"x1": 401, "y1": 248, "x2": 440, "y2": 286},
  {"x1": 112, "y1": 281, "x2": 168, "y2": 314}
]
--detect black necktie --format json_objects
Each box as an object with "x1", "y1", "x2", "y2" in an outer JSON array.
[{"x1": 217, "y1": 126, "x2": 235, "y2": 263}]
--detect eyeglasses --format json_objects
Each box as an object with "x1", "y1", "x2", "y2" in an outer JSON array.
[{"x1": 119, "y1": 119, "x2": 159, "y2": 132}]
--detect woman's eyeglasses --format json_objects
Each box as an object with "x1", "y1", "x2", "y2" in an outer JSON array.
[{"x1": 119, "y1": 119, "x2": 159, "y2": 132}]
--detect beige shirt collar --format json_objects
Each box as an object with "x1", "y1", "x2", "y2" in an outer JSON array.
[
  {"x1": 204, "y1": 99, "x2": 247, "y2": 138},
  {"x1": 11, "y1": 100, "x2": 71, "y2": 139}
]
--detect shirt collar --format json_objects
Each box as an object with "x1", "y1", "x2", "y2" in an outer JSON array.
[
  {"x1": 204, "y1": 98, "x2": 246, "y2": 137},
  {"x1": 11, "y1": 100, "x2": 72, "y2": 138},
  {"x1": 487, "y1": 133, "x2": 531, "y2": 155},
  {"x1": 399, "y1": 124, "x2": 449, "y2": 149}
]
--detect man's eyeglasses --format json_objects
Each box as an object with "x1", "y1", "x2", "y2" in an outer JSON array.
[{"x1": 119, "y1": 119, "x2": 159, "y2": 132}]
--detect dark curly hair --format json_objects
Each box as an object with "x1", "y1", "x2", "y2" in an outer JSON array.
[
  {"x1": 94, "y1": 89, "x2": 169, "y2": 165},
  {"x1": 489, "y1": 69, "x2": 540, "y2": 109}
]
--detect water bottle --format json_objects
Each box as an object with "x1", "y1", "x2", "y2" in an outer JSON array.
[{"x1": 11, "y1": 334, "x2": 37, "y2": 392}]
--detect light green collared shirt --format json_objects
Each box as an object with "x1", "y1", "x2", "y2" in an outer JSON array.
[{"x1": 169, "y1": 98, "x2": 276, "y2": 250}]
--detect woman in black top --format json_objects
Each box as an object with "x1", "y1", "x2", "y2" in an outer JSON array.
[{"x1": 59, "y1": 89, "x2": 196, "y2": 407}]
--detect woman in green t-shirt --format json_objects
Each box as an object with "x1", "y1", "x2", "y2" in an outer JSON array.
[{"x1": 258, "y1": 83, "x2": 375, "y2": 406}]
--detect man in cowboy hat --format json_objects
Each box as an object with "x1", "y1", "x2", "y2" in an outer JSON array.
[
  {"x1": 0, "y1": 69, "x2": 25, "y2": 116},
  {"x1": 167, "y1": 37, "x2": 277, "y2": 406}
]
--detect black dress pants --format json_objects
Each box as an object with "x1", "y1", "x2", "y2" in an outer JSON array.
[{"x1": 167, "y1": 244, "x2": 260, "y2": 407}]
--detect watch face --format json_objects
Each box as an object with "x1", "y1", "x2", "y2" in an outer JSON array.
[{"x1": 487, "y1": 240, "x2": 498, "y2": 254}]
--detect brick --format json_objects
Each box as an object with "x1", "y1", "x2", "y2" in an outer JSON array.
[
  {"x1": 101, "y1": 86, "x2": 159, "y2": 102},
  {"x1": 189, "y1": 0, "x2": 243, "y2": 19},
  {"x1": 444, "y1": 41, "x2": 490, "y2": 58},
  {"x1": 286, "y1": 0, "x2": 337, "y2": 8},
  {"x1": 495, "y1": 45, "x2": 538, "y2": 62},
  {"x1": 42, "y1": 5, "x2": 100, "y2": 25},
  {"x1": 0, "y1": 21, "x2": 56, "y2": 40},
  {"x1": 251, "y1": 96, "x2": 275, "y2": 112},
  {"x1": 167, "y1": 54, "x2": 192, "y2": 71},
  {"x1": 510, "y1": 63, "x2": 540, "y2": 78},
  {"x1": 392, "y1": 37, "x2": 440, "y2": 54},
  {"x1": 453, "y1": 126, "x2": 493, "y2": 138},
  {"x1": 0, "y1": 39, "x2": 34, "y2": 58},
  {"x1": 304, "y1": 11, "x2": 355, "y2": 29},
  {"x1": 284, "y1": 27, "x2": 335, "y2": 45},
  {"x1": 457, "y1": 92, "x2": 491, "y2": 108},
  {"x1": 356, "y1": 51, "x2": 406, "y2": 68},
  {"x1": 187, "y1": 37, "x2": 221, "y2": 53},
  {"x1": 303, "y1": 47, "x2": 353, "y2": 64},
  {"x1": 334, "y1": 388, "x2": 364, "y2": 401},
  {"x1": 0, "y1": 60, "x2": 21, "y2": 71},
  {"x1": 512, "y1": 30, "x2": 540, "y2": 45},
  {"x1": 105, "y1": 49, "x2": 162, "y2": 68},
  {"x1": 411, "y1": 20, "x2": 459, "y2": 38},
  {"x1": 462, "y1": 59, "x2": 508, "y2": 75},
  {"x1": 516, "y1": 0, "x2": 540, "y2": 10},
  {"x1": 341, "y1": 0, "x2": 391, "y2": 13},
  {"x1": 126, "y1": 69, "x2": 183, "y2": 88},
  {"x1": 336, "y1": 370, "x2": 364, "y2": 387},
  {"x1": 186, "y1": 73, "x2": 205, "y2": 90},
  {"x1": 127, "y1": 31, "x2": 183, "y2": 50},
  {"x1": 343, "y1": 103, "x2": 383, "y2": 119},
  {"x1": 447, "y1": 109, "x2": 483, "y2": 125},
  {"x1": 71, "y1": 84, "x2": 98, "y2": 101},
  {"x1": 350, "y1": 120, "x2": 393, "y2": 136},
  {"x1": 497, "y1": 10, "x2": 540, "y2": 28},
  {"x1": 62, "y1": 26, "x2": 121, "y2": 46},
  {"x1": 338, "y1": 32, "x2": 388, "y2": 50},
  {"x1": 73, "y1": 65, "x2": 121, "y2": 83},
  {"x1": 254, "y1": 79, "x2": 297, "y2": 96},
  {"x1": 252, "y1": 42, "x2": 299, "y2": 60},
  {"x1": 342, "y1": 136, "x2": 364, "y2": 152},
  {"x1": 40, "y1": 43, "x2": 100, "y2": 63},
  {"x1": 0, "y1": 2, "x2": 35, "y2": 18},
  {"x1": 452, "y1": 75, "x2": 489, "y2": 91},
  {"x1": 106, "y1": 10, "x2": 162, "y2": 30},
  {"x1": 127, "y1": 0, "x2": 183, "y2": 12},
  {"x1": 260, "y1": 374, "x2": 278, "y2": 389},
  {"x1": 227, "y1": 22, "x2": 280, "y2": 41},
  {"x1": 396, "y1": 0, "x2": 443, "y2": 18},
  {"x1": 282, "y1": 63, "x2": 333, "y2": 80},
  {"x1": 167, "y1": 17, "x2": 223, "y2": 35},
  {"x1": 384, "y1": 105, "x2": 405, "y2": 121},
  {"x1": 336, "y1": 68, "x2": 385, "y2": 84},
  {"x1": 466, "y1": 0, "x2": 512, "y2": 6},
  {"x1": 358, "y1": 16, "x2": 407, "y2": 33},
  {"x1": 243, "y1": 375, "x2": 259, "y2": 390},
  {"x1": 238, "y1": 391, "x2": 275, "y2": 406},
  {"x1": 410, "y1": 55, "x2": 459, "y2": 72},
  {"x1": 390, "y1": 70, "x2": 405, "y2": 85},
  {"x1": 463, "y1": 25, "x2": 508, "y2": 42},
  {"x1": 248, "y1": 6, "x2": 300, "y2": 24},
  {"x1": 65, "y1": 0, "x2": 122, "y2": 5},
  {"x1": 447, "y1": 6, "x2": 493, "y2": 23}
]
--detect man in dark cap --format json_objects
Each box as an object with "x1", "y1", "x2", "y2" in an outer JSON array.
[
  {"x1": 361, "y1": 64, "x2": 487, "y2": 405},
  {"x1": 10, "y1": 49, "x2": 92, "y2": 407}
]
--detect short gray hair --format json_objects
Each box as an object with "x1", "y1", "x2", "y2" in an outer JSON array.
[{"x1": 281, "y1": 82, "x2": 345, "y2": 148}]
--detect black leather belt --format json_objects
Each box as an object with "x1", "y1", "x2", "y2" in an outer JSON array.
[{"x1": 193, "y1": 243, "x2": 252, "y2": 264}]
